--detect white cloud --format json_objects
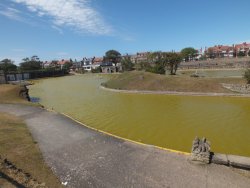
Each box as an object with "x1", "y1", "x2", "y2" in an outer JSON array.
[
  {"x1": 0, "y1": 7, "x2": 23, "y2": 21},
  {"x1": 12, "y1": 0, "x2": 112, "y2": 35},
  {"x1": 51, "y1": 25, "x2": 63, "y2": 35}
]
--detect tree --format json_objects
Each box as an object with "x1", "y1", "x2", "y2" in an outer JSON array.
[
  {"x1": 181, "y1": 47, "x2": 197, "y2": 61},
  {"x1": 244, "y1": 69, "x2": 250, "y2": 84},
  {"x1": 146, "y1": 52, "x2": 182, "y2": 75},
  {"x1": 164, "y1": 52, "x2": 182, "y2": 75},
  {"x1": 20, "y1": 56, "x2": 42, "y2": 70},
  {"x1": 121, "y1": 56, "x2": 134, "y2": 71},
  {"x1": 104, "y1": 50, "x2": 121, "y2": 66},
  {"x1": 237, "y1": 51, "x2": 245, "y2": 57},
  {"x1": 0, "y1": 59, "x2": 17, "y2": 73}
]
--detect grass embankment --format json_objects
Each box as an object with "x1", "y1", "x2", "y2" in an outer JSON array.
[
  {"x1": 0, "y1": 84, "x2": 29, "y2": 104},
  {"x1": 0, "y1": 84, "x2": 62, "y2": 187},
  {"x1": 104, "y1": 71, "x2": 245, "y2": 93}
]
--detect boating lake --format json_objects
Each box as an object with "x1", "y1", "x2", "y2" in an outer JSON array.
[{"x1": 29, "y1": 74, "x2": 250, "y2": 156}]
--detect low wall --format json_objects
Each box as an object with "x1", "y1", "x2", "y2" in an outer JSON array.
[
  {"x1": 180, "y1": 59, "x2": 250, "y2": 69},
  {"x1": 5, "y1": 69, "x2": 68, "y2": 82}
]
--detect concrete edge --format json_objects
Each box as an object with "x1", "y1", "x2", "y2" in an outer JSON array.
[
  {"x1": 99, "y1": 85, "x2": 250, "y2": 98},
  {"x1": 212, "y1": 153, "x2": 250, "y2": 170}
]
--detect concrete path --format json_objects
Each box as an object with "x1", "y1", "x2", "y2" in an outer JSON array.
[{"x1": 0, "y1": 104, "x2": 250, "y2": 188}]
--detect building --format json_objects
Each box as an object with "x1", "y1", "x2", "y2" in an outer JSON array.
[
  {"x1": 57, "y1": 59, "x2": 70, "y2": 69},
  {"x1": 92, "y1": 57, "x2": 103, "y2": 70},
  {"x1": 235, "y1": 42, "x2": 250, "y2": 56},
  {"x1": 205, "y1": 45, "x2": 234, "y2": 58},
  {"x1": 100, "y1": 62, "x2": 116, "y2": 73},
  {"x1": 194, "y1": 49, "x2": 203, "y2": 60},
  {"x1": 100, "y1": 62, "x2": 122, "y2": 73},
  {"x1": 42, "y1": 61, "x2": 58, "y2": 68},
  {"x1": 136, "y1": 52, "x2": 150, "y2": 63},
  {"x1": 72, "y1": 60, "x2": 83, "y2": 71},
  {"x1": 82, "y1": 57, "x2": 93, "y2": 72}
]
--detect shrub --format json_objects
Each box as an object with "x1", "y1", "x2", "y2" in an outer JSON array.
[
  {"x1": 146, "y1": 64, "x2": 165, "y2": 75},
  {"x1": 237, "y1": 51, "x2": 245, "y2": 57},
  {"x1": 244, "y1": 69, "x2": 250, "y2": 84},
  {"x1": 91, "y1": 67, "x2": 101, "y2": 73}
]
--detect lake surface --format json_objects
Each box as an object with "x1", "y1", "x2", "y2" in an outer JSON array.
[{"x1": 29, "y1": 74, "x2": 250, "y2": 156}]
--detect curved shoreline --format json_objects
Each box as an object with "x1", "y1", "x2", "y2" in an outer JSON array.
[
  {"x1": 100, "y1": 85, "x2": 250, "y2": 97},
  {"x1": 61, "y1": 111, "x2": 190, "y2": 156}
]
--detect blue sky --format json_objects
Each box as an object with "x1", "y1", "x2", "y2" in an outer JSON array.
[{"x1": 1, "y1": 0, "x2": 250, "y2": 64}]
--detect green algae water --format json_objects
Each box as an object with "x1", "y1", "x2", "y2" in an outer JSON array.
[{"x1": 29, "y1": 74, "x2": 250, "y2": 156}]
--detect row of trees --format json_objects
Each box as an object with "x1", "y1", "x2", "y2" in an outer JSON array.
[
  {"x1": 103, "y1": 49, "x2": 183, "y2": 75},
  {"x1": 0, "y1": 55, "x2": 73, "y2": 73},
  {"x1": 0, "y1": 48, "x2": 194, "y2": 75}
]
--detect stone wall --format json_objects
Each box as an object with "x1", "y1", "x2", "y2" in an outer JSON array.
[
  {"x1": 180, "y1": 59, "x2": 250, "y2": 70},
  {"x1": 222, "y1": 83, "x2": 250, "y2": 94}
]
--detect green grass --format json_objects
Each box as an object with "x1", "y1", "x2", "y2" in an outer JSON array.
[
  {"x1": 104, "y1": 71, "x2": 246, "y2": 93},
  {"x1": 0, "y1": 113, "x2": 63, "y2": 187}
]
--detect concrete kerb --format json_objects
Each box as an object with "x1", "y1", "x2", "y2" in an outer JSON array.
[
  {"x1": 212, "y1": 153, "x2": 250, "y2": 170},
  {"x1": 100, "y1": 85, "x2": 250, "y2": 98}
]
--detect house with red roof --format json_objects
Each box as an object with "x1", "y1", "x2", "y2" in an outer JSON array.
[
  {"x1": 57, "y1": 59, "x2": 70, "y2": 69},
  {"x1": 235, "y1": 42, "x2": 250, "y2": 56},
  {"x1": 205, "y1": 45, "x2": 234, "y2": 58}
]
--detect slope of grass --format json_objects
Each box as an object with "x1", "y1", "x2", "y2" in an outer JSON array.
[
  {"x1": 104, "y1": 71, "x2": 246, "y2": 93},
  {"x1": 0, "y1": 84, "x2": 29, "y2": 104},
  {"x1": 0, "y1": 113, "x2": 62, "y2": 187}
]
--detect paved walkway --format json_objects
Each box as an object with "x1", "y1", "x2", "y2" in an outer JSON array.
[{"x1": 0, "y1": 104, "x2": 250, "y2": 188}]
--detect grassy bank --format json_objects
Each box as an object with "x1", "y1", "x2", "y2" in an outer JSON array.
[
  {"x1": 104, "y1": 71, "x2": 246, "y2": 93},
  {"x1": 0, "y1": 84, "x2": 29, "y2": 104}
]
